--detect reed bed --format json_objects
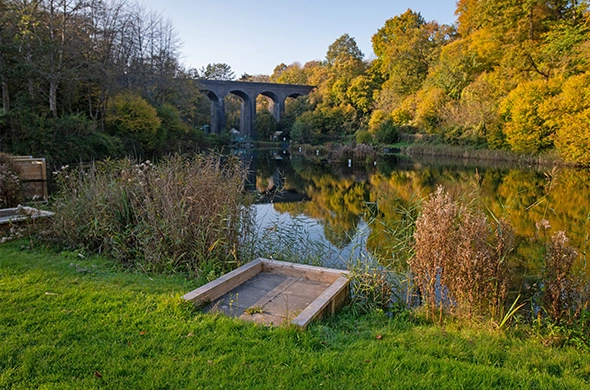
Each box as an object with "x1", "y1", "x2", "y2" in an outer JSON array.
[{"x1": 51, "y1": 155, "x2": 253, "y2": 275}]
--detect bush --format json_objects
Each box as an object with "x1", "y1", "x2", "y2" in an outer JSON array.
[
  {"x1": 51, "y1": 155, "x2": 253, "y2": 275},
  {"x1": 0, "y1": 112, "x2": 124, "y2": 163},
  {"x1": 0, "y1": 153, "x2": 22, "y2": 208},
  {"x1": 105, "y1": 93, "x2": 161, "y2": 152},
  {"x1": 355, "y1": 129, "x2": 373, "y2": 144},
  {"x1": 374, "y1": 118, "x2": 400, "y2": 144}
]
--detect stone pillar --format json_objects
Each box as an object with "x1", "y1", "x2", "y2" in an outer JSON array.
[
  {"x1": 240, "y1": 95, "x2": 256, "y2": 140},
  {"x1": 208, "y1": 92, "x2": 225, "y2": 135},
  {"x1": 268, "y1": 98, "x2": 285, "y2": 122}
]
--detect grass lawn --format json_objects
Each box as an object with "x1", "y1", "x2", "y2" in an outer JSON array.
[{"x1": 1, "y1": 241, "x2": 589, "y2": 389}]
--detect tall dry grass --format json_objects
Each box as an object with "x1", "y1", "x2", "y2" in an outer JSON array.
[
  {"x1": 411, "y1": 185, "x2": 515, "y2": 321},
  {"x1": 538, "y1": 223, "x2": 588, "y2": 325},
  {"x1": 51, "y1": 155, "x2": 253, "y2": 275}
]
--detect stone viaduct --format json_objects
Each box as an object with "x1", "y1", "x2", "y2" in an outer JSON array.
[{"x1": 199, "y1": 80, "x2": 315, "y2": 140}]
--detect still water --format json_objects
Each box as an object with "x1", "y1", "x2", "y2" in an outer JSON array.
[{"x1": 245, "y1": 148, "x2": 590, "y2": 274}]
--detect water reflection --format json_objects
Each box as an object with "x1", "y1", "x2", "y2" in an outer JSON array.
[{"x1": 246, "y1": 148, "x2": 590, "y2": 277}]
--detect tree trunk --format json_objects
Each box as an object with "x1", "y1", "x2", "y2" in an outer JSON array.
[
  {"x1": 49, "y1": 79, "x2": 58, "y2": 117},
  {"x1": 1, "y1": 74, "x2": 8, "y2": 113}
]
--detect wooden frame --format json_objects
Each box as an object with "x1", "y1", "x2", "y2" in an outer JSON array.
[{"x1": 183, "y1": 258, "x2": 350, "y2": 328}]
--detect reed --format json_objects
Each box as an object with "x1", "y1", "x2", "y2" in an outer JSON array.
[
  {"x1": 411, "y1": 185, "x2": 516, "y2": 321},
  {"x1": 50, "y1": 155, "x2": 253, "y2": 275}
]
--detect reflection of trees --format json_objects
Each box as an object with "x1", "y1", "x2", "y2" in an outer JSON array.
[
  {"x1": 282, "y1": 158, "x2": 369, "y2": 248},
  {"x1": 281, "y1": 155, "x2": 589, "y2": 275}
]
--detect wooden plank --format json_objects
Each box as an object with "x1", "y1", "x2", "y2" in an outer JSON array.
[
  {"x1": 291, "y1": 275, "x2": 350, "y2": 328},
  {"x1": 261, "y1": 259, "x2": 349, "y2": 284},
  {"x1": 11, "y1": 158, "x2": 47, "y2": 181},
  {"x1": 183, "y1": 259, "x2": 263, "y2": 307}
]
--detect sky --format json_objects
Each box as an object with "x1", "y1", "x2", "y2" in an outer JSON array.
[{"x1": 140, "y1": 0, "x2": 459, "y2": 77}]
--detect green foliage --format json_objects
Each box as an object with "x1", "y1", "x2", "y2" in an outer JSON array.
[
  {"x1": 198, "y1": 63, "x2": 236, "y2": 80},
  {"x1": 255, "y1": 110, "x2": 278, "y2": 140},
  {"x1": 374, "y1": 119, "x2": 400, "y2": 144},
  {"x1": 106, "y1": 93, "x2": 162, "y2": 152},
  {"x1": 355, "y1": 130, "x2": 373, "y2": 144},
  {"x1": 291, "y1": 112, "x2": 319, "y2": 144},
  {"x1": 156, "y1": 103, "x2": 190, "y2": 152},
  {"x1": 372, "y1": 9, "x2": 449, "y2": 99},
  {"x1": 0, "y1": 111, "x2": 124, "y2": 163},
  {"x1": 346, "y1": 75, "x2": 375, "y2": 116}
]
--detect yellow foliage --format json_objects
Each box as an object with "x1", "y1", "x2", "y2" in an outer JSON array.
[{"x1": 499, "y1": 79, "x2": 561, "y2": 153}]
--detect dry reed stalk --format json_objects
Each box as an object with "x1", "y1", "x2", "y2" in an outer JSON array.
[
  {"x1": 51, "y1": 155, "x2": 253, "y2": 275},
  {"x1": 543, "y1": 230, "x2": 583, "y2": 324},
  {"x1": 412, "y1": 185, "x2": 515, "y2": 321},
  {"x1": 411, "y1": 185, "x2": 458, "y2": 319}
]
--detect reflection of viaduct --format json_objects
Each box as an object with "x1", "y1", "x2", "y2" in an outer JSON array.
[{"x1": 199, "y1": 80, "x2": 315, "y2": 140}]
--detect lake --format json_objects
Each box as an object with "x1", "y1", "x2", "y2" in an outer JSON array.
[{"x1": 244, "y1": 148, "x2": 590, "y2": 279}]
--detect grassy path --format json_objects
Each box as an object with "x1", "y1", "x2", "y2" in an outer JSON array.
[{"x1": 1, "y1": 241, "x2": 589, "y2": 389}]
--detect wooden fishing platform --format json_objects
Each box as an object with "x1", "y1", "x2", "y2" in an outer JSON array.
[{"x1": 183, "y1": 259, "x2": 350, "y2": 328}]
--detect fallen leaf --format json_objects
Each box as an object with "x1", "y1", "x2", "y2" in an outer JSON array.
[
  {"x1": 139, "y1": 330, "x2": 146, "y2": 336},
  {"x1": 187, "y1": 332, "x2": 194, "y2": 337},
  {"x1": 207, "y1": 360, "x2": 214, "y2": 365},
  {"x1": 376, "y1": 334, "x2": 383, "y2": 340},
  {"x1": 94, "y1": 371, "x2": 102, "y2": 378},
  {"x1": 364, "y1": 360, "x2": 371, "y2": 363}
]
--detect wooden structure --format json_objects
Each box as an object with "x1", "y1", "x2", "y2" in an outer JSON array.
[
  {"x1": 183, "y1": 259, "x2": 350, "y2": 328},
  {"x1": 9, "y1": 156, "x2": 48, "y2": 201}
]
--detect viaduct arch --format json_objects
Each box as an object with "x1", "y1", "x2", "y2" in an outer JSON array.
[{"x1": 199, "y1": 80, "x2": 315, "y2": 140}]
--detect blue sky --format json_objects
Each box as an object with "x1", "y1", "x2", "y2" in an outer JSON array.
[{"x1": 140, "y1": 0, "x2": 459, "y2": 77}]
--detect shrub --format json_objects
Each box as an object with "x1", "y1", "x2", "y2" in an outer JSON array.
[
  {"x1": 374, "y1": 118, "x2": 400, "y2": 144},
  {"x1": 355, "y1": 130, "x2": 373, "y2": 144},
  {"x1": 0, "y1": 153, "x2": 22, "y2": 208},
  {"x1": 105, "y1": 93, "x2": 161, "y2": 152},
  {"x1": 51, "y1": 155, "x2": 253, "y2": 275}
]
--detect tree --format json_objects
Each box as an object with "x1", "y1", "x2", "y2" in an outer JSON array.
[
  {"x1": 255, "y1": 110, "x2": 278, "y2": 140},
  {"x1": 372, "y1": 9, "x2": 450, "y2": 99},
  {"x1": 198, "y1": 63, "x2": 235, "y2": 80},
  {"x1": 544, "y1": 72, "x2": 590, "y2": 165}
]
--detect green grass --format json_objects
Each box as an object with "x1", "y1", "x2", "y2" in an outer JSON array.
[{"x1": 1, "y1": 241, "x2": 589, "y2": 389}]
